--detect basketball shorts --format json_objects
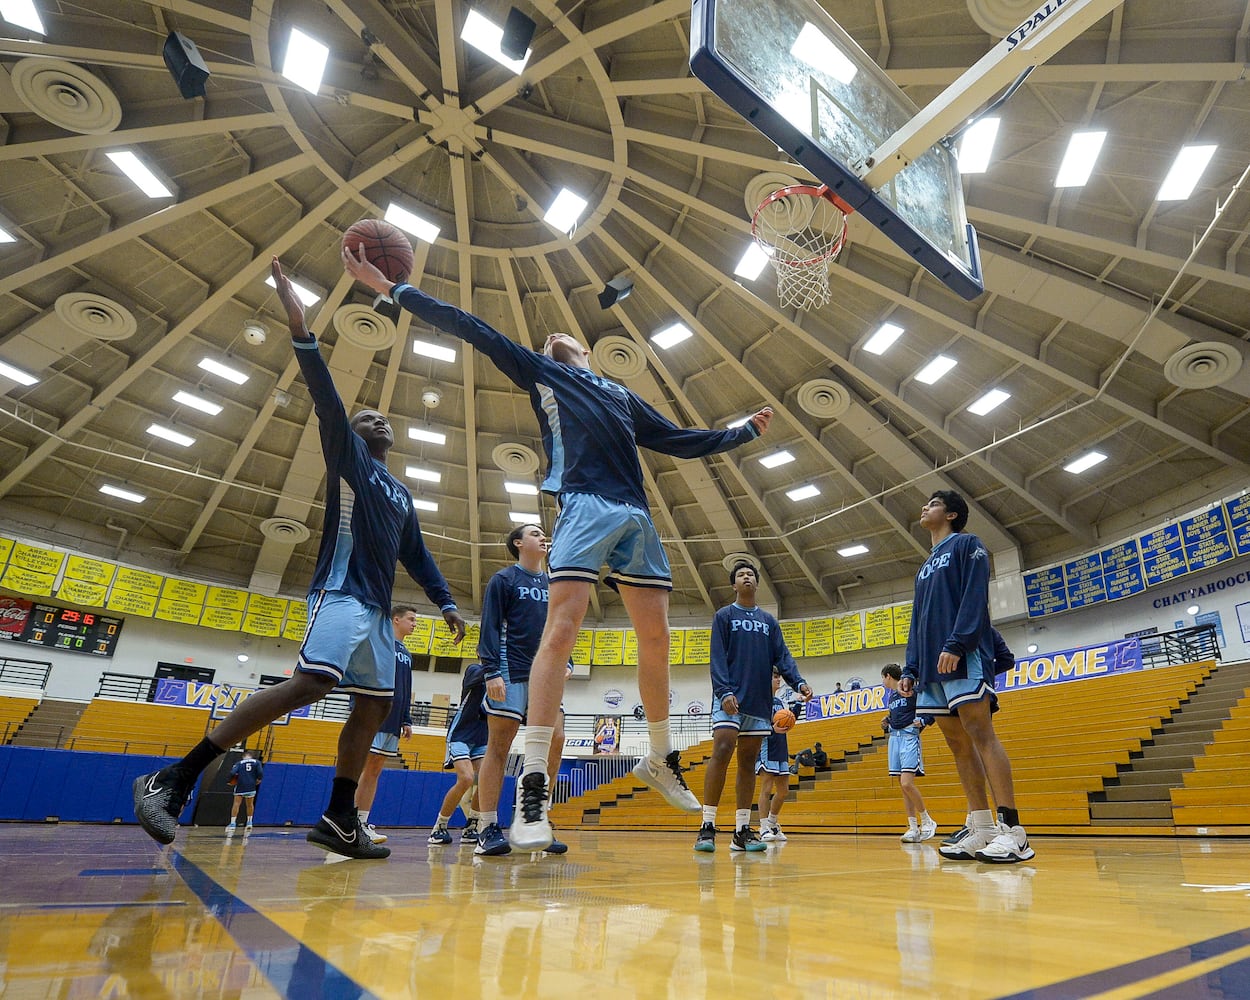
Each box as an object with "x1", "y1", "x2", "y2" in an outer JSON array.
[
  {"x1": 756, "y1": 743, "x2": 790, "y2": 775},
  {"x1": 916, "y1": 650, "x2": 998, "y2": 716},
  {"x1": 888, "y1": 727, "x2": 925, "y2": 776},
  {"x1": 296, "y1": 590, "x2": 395, "y2": 696},
  {"x1": 233, "y1": 790, "x2": 257, "y2": 798},
  {"x1": 711, "y1": 707, "x2": 771, "y2": 737},
  {"x1": 370, "y1": 731, "x2": 401, "y2": 757},
  {"x1": 547, "y1": 492, "x2": 671, "y2": 591},
  {"x1": 444, "y1": 740, "x2": 488, "y2": 766}
]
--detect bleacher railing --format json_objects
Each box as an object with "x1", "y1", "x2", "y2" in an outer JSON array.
[
  {"x1": 0, "y1": 655, "x2": 52, "y2": 691},
  {"x1": 1140, "y1": 624, "x2": 1221, "y2": 669},
  {"x1": 95, "y1": 672, "x2": 156, "y2": 700}
]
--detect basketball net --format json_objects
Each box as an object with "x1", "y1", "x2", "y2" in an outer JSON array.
[{"x1": 752, "y1": 184, "x2": 850, "y2": 311}]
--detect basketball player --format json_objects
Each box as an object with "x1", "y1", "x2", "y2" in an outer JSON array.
[
  {"x1": 696, "y1": 561, "x2": 811, "y2": 853},
  {"x1": 473, "y1": 523, "x2": 571, "y2": 857},
  {"x1": 224, "y1": 749, "x2": 262, "y2": 834},
  {"x1": 133, "y1": 257, "x2": 466, "y2": 860},
  {"x1": 756, "y1": 669, "x2": 792, "y2": 842},
  {"x1": 901, "y1": 491, "x2": 1033, "y2": 863},
  {"x1": 428, "y1": 662, "x2": 490, "y2": 845},
  {"x1": 355, "y1": 604, "x2": 418, "y2": 844},
  {"x1": 344, "y1": 245, "x2": 773, "y2": 852},
  {"x1": 880, "y1": 663, "x2": 937, "y2": 843},
  {"x1": 594, "y1": 715, "x2": 619, "y2": 754}
]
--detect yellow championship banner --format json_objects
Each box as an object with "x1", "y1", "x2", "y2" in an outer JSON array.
[
  {"x1": 285, "y1": 600, "x2": 308, "y2": 622},
  {"x1": 199, "y1": 606, "x2": 243, "y2": 631},
  {"x1": 892, "y1": 603, "x2": 913, "y2": 646},
  {"x1": 668, "y1": 629, "x2": 686, "y2": 665},
  {"x1": 56, "y1": 578, "x2": 108, "y2": 607},
  {"x1": 572, "y1": 629, "x2": 594, "y2": 664},
  {"x1": 430, "y1": 625, "x2": 462, "y2": 658},
  {"x1": 833, "y1": 612, "x2": 864, "y2": 652},
  {"x1": 242, "y1": 612, "x2": 282, "y2": 637},
  {"x1": 156, "y1": 598, "x2": 205, "y2": 625},
  {"x1": 780, "y1": 621, "x2": 804, "y2": 658},
  {"x1": 246, "y1": 594, "x2": 287, "y2": 620},
  {"x1": 864, "y1": 607, "x2": 895, "y2": 648},
  {"x1": 460, "y1": 622, "x2": 480, "y2": 658},
  {"x1": 162, "y1": 578, "x2": 208, "y2": 606},
  {"x1": 106, "y1": 587, "x2": 157, "y2": 617},
  {"x1": 623, "y1": 630, "x2": 638, "y2": 666},
  {"x1": 0, "y1": 564, "x2": 56, "y2": 597},
  {"x1": 684, "y1": 628, "x2": 711, "y2": 665},
  {"x1": 404, "y1": 617, "x2": 435, "y2": 655},
  {"x1": 282, "y1": 617, "x2": 308, "y2": 642},
  {"x1": 592, "y1": 629, "x2": 624, "y2": 666},
  {"x1": 10, "y1": 542, "x2": 65, "y2": 577},
  {"x1": 0, "y1": 536, "x2": 13, "y2": 567},
  {"x1": 803, "y1": 617, "x2": 834, "y2": 657},
  {"x1": 205, "y1": 586, "x2": 248, "y2": 611},
  {"x1": 113, "y1": 566, "x2": 163, "y2": 596},
  {"x1": 64, "y1": 555, "x2": 116, "y2": 587}
]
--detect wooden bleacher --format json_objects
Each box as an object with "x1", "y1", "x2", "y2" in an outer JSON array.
[
  {"x1": 0, "y1": 695, "x2": 39, "y2": 744},
  {"x1": 265, "y1": 716, "x2": 449, "y2": 770},
  {"x1": 1171, "y1": 688, "x2": 1250, "y2": 829},
  {"x1": 68, "y1": 699, "x2": 211, "y2": 756}
]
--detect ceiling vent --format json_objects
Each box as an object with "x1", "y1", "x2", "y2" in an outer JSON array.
[
  {"x1": 11, "y1": 58, "x2": 122, "y2": 134},
  {"x1": 492, "y1": 442, "x2": 540, "y2": 476},
  {"x1": 592, "y1": 335, "x2": 647, "y2": 379},
  {"x1": 965, "y1": 0, "x2": 1039, "y2": 37},
  {"x1": 744, "y1": 172, "x2": 802, "y2": 219},
  {"x1": 55, "y1": 291, "x2": 137, "y2": 341},
  {"x1": 796, "y1": 378, "x2": 851, "y2": 419},
  {"x1": 260, "y1": 517, "x2": 311, "y2": 544},
  {"x1": 333, "y1": 303, "x2": 396, "y2": 351},
  {"x1": 1163, "y1": 341, "x2": 1243, "y2": 390}
]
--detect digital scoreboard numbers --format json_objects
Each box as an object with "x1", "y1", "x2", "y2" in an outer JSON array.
[{"x1": 22, "y1": 603, "x2": 124, "y2": 656}]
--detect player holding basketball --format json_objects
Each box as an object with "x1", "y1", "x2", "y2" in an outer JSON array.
[
  {"x1": 756, "y1": 668, "x2": 792, "y2": 842},
  {"x1": 696, "y1": 561, "x2": 811, "y2": 853},
  {"x1": 132, "y1": 257, "x2": 466, "y2": 860},
  {"x1": 344, "y1": 245, "x2": 773, "y2": 852},
  {"x1": 902, "y1": 491, "x2": 1033, "y2": 863}
]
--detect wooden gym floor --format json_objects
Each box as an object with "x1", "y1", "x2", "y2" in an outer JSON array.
[{"x1": 1, "y1": 824, "x2": 1248, "y2": 999}]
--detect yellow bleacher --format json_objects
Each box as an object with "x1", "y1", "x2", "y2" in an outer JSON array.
[
  {"x1": 1171, "y1": 689, "x2": 1250, "y2": 828},
  {"x1": 68, "y1": 699, "x2": 211, "y2": 756},
  {"x1": 265, "y1": 716, "x2": 448, "y2": 770},
  {"x1": 0, "y1": 695, "x2": 39, "y2": 744}
]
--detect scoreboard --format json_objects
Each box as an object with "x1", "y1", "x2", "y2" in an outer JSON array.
[{"x1": 20, "y1": 603, "x2": 124, "y2": 657}]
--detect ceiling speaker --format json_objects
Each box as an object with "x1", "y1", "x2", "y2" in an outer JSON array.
[
  {"x1": 163, "y1": 31, "x2": 210, "y2": 99},
  {"x1": 501, "y1": 8, "x2": 536, "y2": 60}
]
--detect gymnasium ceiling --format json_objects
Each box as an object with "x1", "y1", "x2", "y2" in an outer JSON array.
[{"x1": 2, "y1": 0, "x2": 1250, "y2": 623}]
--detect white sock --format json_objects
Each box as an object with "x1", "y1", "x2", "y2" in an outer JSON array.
[
  {"x1": 735, "y1": 808, "x2": 750, "y2": 830},
  {"x1": 524, "y1": 726, "x2": 554, "y2": 777},
  {"x1": 436, "y1": 813, "x2": 451, "y2": 829},
  {"x1": 768, "y1": 812, "x2": 779, "y2": 825},
  {"x1": 920, "y1": 811, "x2": 932, "y2": 824},
  {"x1": 481, "y1": 810, "x2": 498, "y2": 826},
  {"x1": 467, "y1": 809, "x2": 479, "y2": 821},
  {"x1": 647, "y1": 719, "x2": 672, "y2": 760},
  {"x1": 971, "y1": 809, "x2": 996, "y2": 830},
  {"x1": 357, "y1": 809, "x2": 369, "y2": 824},
  {"x1": 702, "y1": 805, "x2": 717, "y2": 826},
  {"x1": 908, "y1": 816, "x2": 919, "y2": 829}
]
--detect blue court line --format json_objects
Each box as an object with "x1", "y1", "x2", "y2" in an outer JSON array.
[
  {"x1": 79, "y1": 867, "x2": 170, "y2": 876},
  {"x1": 170, "y1": 851, "x2": 380, "y2": 1000},
  {"x1": 997, "y1": 926, "x2": 1250, "y2": 999},
  {"x1": 34, "y1": 901, "x2": 187, "y2": 910}
]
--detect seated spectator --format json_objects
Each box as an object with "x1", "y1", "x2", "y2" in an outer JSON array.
[
  {"x1": 812, "y1": 742, "x2": 828, "y2": 767},
  {"x1": 793, "y1": 742, "x2": 828, "y2": 769},
  {"x1": 833, "y1": 682, "x2": 843, "y2": 694}
]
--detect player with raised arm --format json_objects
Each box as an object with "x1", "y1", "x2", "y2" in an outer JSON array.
[
  {"x1": 133, "y1": 258, "x2": 466, "y2": 860},
  {"x1": 344, "y1": 245, "x2": 773, "y2": 852}
]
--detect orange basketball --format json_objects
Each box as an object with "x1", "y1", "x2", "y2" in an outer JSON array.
[
  {"x1": 772, "y1": 708, "x2": 796, "y2": 732},
  {"x1": 342, "y1": 218, "x2": 414, "y2": 283}
]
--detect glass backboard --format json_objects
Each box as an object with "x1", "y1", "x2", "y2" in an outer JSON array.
[{"x1": 690, "y1": 0, "x2": 984, "y2": 300}]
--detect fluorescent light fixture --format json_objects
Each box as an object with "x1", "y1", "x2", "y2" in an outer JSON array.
[
  {"x1": 172, "y1": 390, "x2": 223, "y2": 415},
  {"x1": 0, "y1": 359, "x2": 38, "y2": 386},
  {"x1": 957, "y1": 117, "x2": 1000, "y2": 174},
  {"x1": 651, "y1": 322, "x2": 693, "y2": 350},
  {"x1": 1157, "y1": 144, "x2": 1218, "y2": 201},
  {"x1": 1, "y1": 0, "x2": 45, "y2": 33},
  {"x1": 105, "y1": 150, "x2": 173, "y2": 199},
  {"x1": 726, "y1": 415, "x2": 751, "y2": 429},
  {"x1": 1063, "y1": 450, "x2": 1107, "y2": 474},
  {"x1": 759, "y1": 450, "x2": 795, "y2": 469},
  {"x1": 264, "y1": 274, "x2": 320, "y2": 307},
  {"x1": 1055, "y1": 130, "x2": 1107, "y2": 188},
  {"x1": 863, "y1": 322, "x2": 904, "y2": 355},
  {"x1": 0, "y1": 225, "x2": 16, "y2": 244},
  {"x1": 412, "y1": 338, "x2": 457, "y2": 363},
  {"x1": 733, "y1": 242, "x2": 771, "y2": 280},
  {"x1": 408, "y1": 427, "x2": 447, "y2": 445},
  {"x1": 1026, "y1": 643, "x2": 1038, "y2": 654},
  {"x1": 146, "y1": 424, "x2": 196, "y2": 447},
  {"x1": 385, "y1": 202, "x2": 440, "y2": 244},
  {"x1": 508, "y1": 510, "x2": 540, "y2": 524},
  {"x1": 790, "y1": 23, "x2": 857, "y2": 84},
  {"x1": 100, "y1": 483, "x2": 145, "y2": 504},
  {"x1": 967, "y1": 388, "x2": 1011, "y2": 415},
  {"x1": 405, "y1": 466, "x2": 441, "y2": 483},
  {"x1": 461, "y1": 9, "x2": 530, "y2": 73},
  {"x1": 1186, "y1": 603, "x2": 1200, "y2": 615},
  {"x1": 915, "y1": 355, "x2": 957, "y2": 385},
  {"x1": 786, "y1": 484, "x2": 820, "y2": 502},
  {"x1": 412, "y1": 498, "x2": 439, "y2": 513},
  {"x1": 543, "y1": 188, "x2": 588, "y2": 234},
  {"x1": 198, "y1": 357, "x2": 249, "y2": 385},
  {"x1": 837, "y1": 544, "x2": 869, "y2": 557},
  {"x1": 281, "y1": 27, "x2": 329, "y2": 95},
  {"x1": 504, "y1": 481, "x2": 539, "y2": 495}
]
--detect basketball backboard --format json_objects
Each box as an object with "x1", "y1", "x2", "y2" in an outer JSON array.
[{"x1": 690, "y1": 0, "x2": 983, "y2": 298}]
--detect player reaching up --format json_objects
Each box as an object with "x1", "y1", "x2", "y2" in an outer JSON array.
[{"x1": 344, "y1": 245, "x2": 773, "y2": 851}]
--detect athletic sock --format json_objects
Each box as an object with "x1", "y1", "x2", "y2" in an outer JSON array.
[
  {"x1": 735, "y1": 808, "x2": 750, "y2": 830},
  {"x1": 328, "y1": 777, "x2": 357, "y2": 817},
  {"x1": 998, "y1": 806, "x2": 1021, "y2": 828},
  {"x1": 908, "y1": 817, "x2": 919, "y2": 829},
  {"x1": 481, "y1": 810, "x2": 498, "y2": 826},
  {"x1": 647, "y1": 719, "x2": 671, "y2": 760},
  {"x1": 971, "y1": 808, "x2": 996, "y2": 830},
  {"x1": 920, "y1": 810, "x2": 933, "y2": 824},
  {"x1": 175, "y1": 737, "x2": 224, "y2": 780},
  {"x1": 768, "y1": 812, "x2": 779, "y2": 825},
  {"x1": 436, "y1": 813, "x2": 451, "y2": 830},
  {"x1": 523, "y1": 726, "x2": 554, "y2": 777},
  {"x1": 357, "y1": 809, "x2": 370, "y2": 825},
  {"x1": 702, "y1": 805, "x2": 717, "y2": 826}
]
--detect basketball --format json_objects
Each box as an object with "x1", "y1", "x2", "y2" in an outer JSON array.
[
  {"x1": 773, "y1": 708, "x2": 796, "y2": 732},
  {"x1": 342, "y1": 218, "x2": 413, "y2": 284}
]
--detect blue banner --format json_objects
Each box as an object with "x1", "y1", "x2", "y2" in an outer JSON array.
[
  {"x1": 153, "y1": 677, "x2": 311, "y2": 717},
  {"x1": 804, "y1": 684, "x2": 888, "y2": 720},
  {"x1": 995, "y1": 638, "x2": 1142, "y2": 692}
]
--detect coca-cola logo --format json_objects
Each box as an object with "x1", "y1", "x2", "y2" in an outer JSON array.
[
  {"x1": 0, "y1": 606, "x2": 27, "y2": 621},
  {"x1": 0, "y1": 598, "x2": 31, "y2": 634}
]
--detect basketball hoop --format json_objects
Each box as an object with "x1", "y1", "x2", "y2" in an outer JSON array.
[{"x1": 752, "y1": 184, "x2": 851, "y2": 311}]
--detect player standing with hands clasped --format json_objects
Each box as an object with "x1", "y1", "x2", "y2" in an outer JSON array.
[
  {"x1": 880, "y1": 663, "x2": 936, "y2": 843},
  {"x1": 344, "y1": 245, "x2": 773, "y2": 852},
  {"x1": 696, "y1": 561, "x2": 812, "y2": 853}
]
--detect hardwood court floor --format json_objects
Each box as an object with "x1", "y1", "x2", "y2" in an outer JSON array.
[{"x1": 1, "y1": 824, "x2": 1248, "y2": 999}]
